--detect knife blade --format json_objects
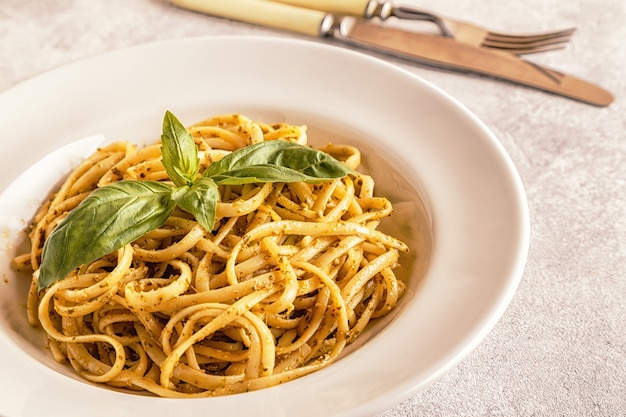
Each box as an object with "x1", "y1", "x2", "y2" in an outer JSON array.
[
  {"x1": 336, "y1": 18, "x2": 614, "y2": 106},
  {"x1": 169, "y1": 0, "x2": 614, "y2": 106}
]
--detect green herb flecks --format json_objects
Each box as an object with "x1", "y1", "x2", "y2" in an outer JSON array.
[{"x1": 37, "y1": 111, "x2": 353, "y2": 289}]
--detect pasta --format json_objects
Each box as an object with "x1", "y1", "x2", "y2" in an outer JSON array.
[{"x1": 13, "y1": 113, "x2": 410, "y2": 397}]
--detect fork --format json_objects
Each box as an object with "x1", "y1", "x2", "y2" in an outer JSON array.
[{"x1": 268, "y1": 0, "x2": 576, "y2": 54}]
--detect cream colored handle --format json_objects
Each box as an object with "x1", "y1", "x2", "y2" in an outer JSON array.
[
  {"x1": 269, "y1": 0, "x2": 371, "y2": 16},
  {"x1": 170, "y1": 0, "x2": 328, "y2": 37}
]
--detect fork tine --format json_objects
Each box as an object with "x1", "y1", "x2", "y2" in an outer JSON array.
[
  {"x1": 481, "y1": 29, "x2": 574, "y2": 54},
  {"x1": 484, "y1": 28, "x2": 576, "y2": 44},
  {"x1": 481, "y1": 43, "x2": 568, "y2": 55},
  {"x1": 483, "y1": 33, "x2": 572, "y2": 48}
]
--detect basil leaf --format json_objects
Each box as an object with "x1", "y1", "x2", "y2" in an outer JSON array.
[
  {"x1": 173, "y1": 178, "x2": 219, "y2": 232},
  {"x1": 203, "y1": 140, "x2": 354, "y2": 185},
  {"x1": 38, "y1": 180, "x2": 176, "y2": 289},
  {"x1": 206, "y1": 164, "x2": 316, "y2": 185},
  {"x1": 161, "y1": 110, "x2": 199, "y2": 187}
]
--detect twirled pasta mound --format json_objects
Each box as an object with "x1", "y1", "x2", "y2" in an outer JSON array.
[{"x1": 14, "y1": 113, "x2": 410, "y2": 397}]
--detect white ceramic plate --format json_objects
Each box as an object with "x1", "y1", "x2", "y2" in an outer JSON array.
[{"x1": 0, "y1": 36, "x2": 529, "y2": 417}]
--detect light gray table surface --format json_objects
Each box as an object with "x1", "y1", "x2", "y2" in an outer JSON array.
[{"x1": 1, "y1": 0, "x2": 624, "y2": 416}]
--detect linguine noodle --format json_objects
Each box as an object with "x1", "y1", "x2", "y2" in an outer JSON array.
[{"x1": 13, "y1": 113, "x2": 410, "y2": 397}]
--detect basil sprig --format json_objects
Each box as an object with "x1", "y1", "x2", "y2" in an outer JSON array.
[{"x1": 37, "y1": 111, "x2": 353, "y2": 289}]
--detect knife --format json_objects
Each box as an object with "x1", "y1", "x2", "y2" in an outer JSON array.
[{"x1": 169, "y1": 0, "x2": 614, "y2": 107}]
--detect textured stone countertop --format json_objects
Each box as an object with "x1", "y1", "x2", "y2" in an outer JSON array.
[{"x1": 1, "y1": 0, "x2": 624, "y2": 416}]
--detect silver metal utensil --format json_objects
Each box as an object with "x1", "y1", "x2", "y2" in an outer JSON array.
[{"x1": 270, "y1": 0, "x2": 575, "y2": 54}]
